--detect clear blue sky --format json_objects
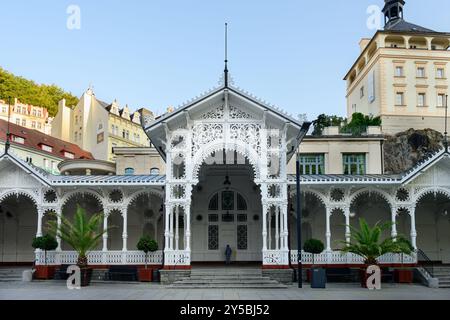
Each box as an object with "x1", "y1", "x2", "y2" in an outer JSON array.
[{"x1": 1, "y1": 0, "x2": 449, "y2": 120}]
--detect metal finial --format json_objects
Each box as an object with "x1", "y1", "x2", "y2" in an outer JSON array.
[
  {"x1": 5, "y1": 96, "x2": 12, "y2": 153},
  {"x1": 224, "y1": 23, "x2": 229, "y2": 87}
]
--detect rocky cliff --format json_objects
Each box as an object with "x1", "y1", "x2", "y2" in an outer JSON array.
[{"x1": 384, "y1": 128, "x2": 444, "y2": 174}]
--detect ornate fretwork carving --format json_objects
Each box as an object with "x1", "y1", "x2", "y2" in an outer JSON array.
[
  {"x1": 201, "y1": 105, "x2": 224, "y2": 120},
  {"x1": 229, "y1": 105, "x2": 253, "y2": 119}
]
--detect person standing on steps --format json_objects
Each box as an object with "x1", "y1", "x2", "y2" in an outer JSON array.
[{"x1": 225, "y1": 245, "x2": 232, "y2": 265}]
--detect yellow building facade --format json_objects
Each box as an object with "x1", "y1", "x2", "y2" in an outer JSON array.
[
  {"x1": 345, "y1": 0, "x2": 450, "y2": 135},
  {"x1": 52, "y1": 88, "x2": 153, "y2": 162}
]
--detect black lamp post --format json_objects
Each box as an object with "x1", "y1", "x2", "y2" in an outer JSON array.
[
  {"x1": 295, "y1": 153, "x2": 302, "y2": 288},
  {"x1": 444, "y1": 95, "x2": 448, "y2": 152}
]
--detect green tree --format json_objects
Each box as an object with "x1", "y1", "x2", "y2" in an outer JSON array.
[
  {"x1": 137, "y1": 236, "x2": 159, "y2": 269},
  {"x1": 340, "y1": 218, "x2": 413, "y2": 265},
  {"x1": 32, "y1": 234, "x2": 58, "y2": 266},
  {"x1": 0, "y1": 67, "x2": 79, "y2": 116},
  {"x1": 47, "y1": 205, "x2": 108, "y2": 268},
  {"x1": 312, "y1": 114, "x2": 346, "y2": 136}
]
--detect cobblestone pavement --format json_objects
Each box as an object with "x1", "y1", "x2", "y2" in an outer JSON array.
[{"x1": 1, "y1": 281, "x2": 450, "y2": 300}]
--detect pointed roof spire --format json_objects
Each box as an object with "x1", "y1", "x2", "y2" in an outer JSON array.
[{"x1": 224, "y1": 22, "x2": 229, "y2": 87}]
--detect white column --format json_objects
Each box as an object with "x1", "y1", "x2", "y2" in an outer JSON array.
[
  {"x1": 262, "y1": 203, "x2": 268, "y2": 251},
  {"x1": 344, "y1": 207, "x2": 351, "y2": 244},
  {"x1": 102, "y1": 213, "x2": 108, "y2": 252},
  {"x1": 122, "y1": 208, "x2": 128, "y2": 251},
  {"x1": 281, "y1": 204, "x2": 288, "y2": 250},
  {"x1": 325, "y1": 207, "x2": 331, "y2": 251},
  {"x1": 268, "y1": 208, "x2": 272, "y2": 250},
  {"x1": 169, "y1": 207, "x2": 174, "y2": 250},
  {"x1": 275, "y1": 206, "x2": 280, "y2": 250},
  {"x1": 410, "y1": 206, "x2": 417, "y2": 249},
  {"x1": 56, "y1": 208, "x2": 62, "y2": 251},
  {"x1": 184, "y1": 203, "x2": 191, "y2": 251},
  {"x1": 164, "y1": 205, "x2": 170, "y2": 250},
  {"x1": 36, "y1": 208, "x2": 44, "y2": 237},
  {"x1": 391, "y1": 206, "x2": 398, "y2": 238},
  {"x1": 175, "y1": 206, "x2": 179, "y2": 251}
]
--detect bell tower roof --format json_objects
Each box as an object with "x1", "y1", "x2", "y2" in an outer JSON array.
[{"x1": 382, "y1": 0, "x2": 435, "y2": 32}]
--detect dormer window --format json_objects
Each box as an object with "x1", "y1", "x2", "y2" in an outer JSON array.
[
  {"x1": 12, "y1": 135, "x2": 25, "y2": 144},
  {"x1": 41, "y1": 144, "x2": 53, "y2": 153},
  {"x1": 64, "y1": 151, "x2": 75, "y2": 159}
]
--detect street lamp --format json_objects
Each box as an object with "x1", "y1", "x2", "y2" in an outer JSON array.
[
  {"x1": 444, "y1": 94, "x2": 448, "y2": 151},
  {"x1": 295, "y1": 151, "x2": 302, "y2": 288}
]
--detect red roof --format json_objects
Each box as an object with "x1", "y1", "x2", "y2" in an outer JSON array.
[{"x1": 0, "y1": 119, "x2": 94, "y2": 160}]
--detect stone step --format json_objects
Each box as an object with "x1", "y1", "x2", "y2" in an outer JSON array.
[
  {"x1": 186, "y1": 276, "x2": 272, "y2": 280},
  {"x1": 174, "y1": 279, "x2": 281, "y2": 285},
  {"x1": 168, "y1": 283, "x2": 287, "y2": 289}
]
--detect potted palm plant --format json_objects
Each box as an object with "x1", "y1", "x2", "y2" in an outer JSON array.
[
  {"x1": 137, "y1": 236, "x2": 158, "y2": 282},
  {"x1": 303, "y1": 239, "x2": 326, "y2": 288},
  {"x1": 340, "y1": 218, "x2": 413, "y2": 287},
  {"x1": 32, "y1": 234, "x2": 58, "y2": 279},
  {"x1": 47, "y1": 205, "x2": 107, "y2": 287}
]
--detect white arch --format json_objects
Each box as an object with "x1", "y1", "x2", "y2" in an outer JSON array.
[
  {"x1": 413, "y1": 187, "x2": 450, "y2": 205},
  {"x1": 349, "y1": 187, "x2": 394, "y2": 209},
  {"x1": 60, "y1": 189, "x2": 105, "y2": 210},
  {"x1": 289, "y1": 189, "x2": 328, "y2": 207},
  {"x1": 0, "y1": 189, "x2": 39, "y2": 208},
  {"x1": 126, "y1": 189, "x2": 164, "y2": 209},
  {"x1": 191, "y1": 141, "x2": 261, "y2": 183}
]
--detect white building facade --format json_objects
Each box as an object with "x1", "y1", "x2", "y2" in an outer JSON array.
[{"x1": 1, "y1": 77, "x2": 449, "y2": 284}]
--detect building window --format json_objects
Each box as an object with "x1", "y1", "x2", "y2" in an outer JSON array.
[
  {"x1": 417, "y1": 93, "x2": 426, "y2": 107},
  {"x1": 51, "y1": 161, "x2": 57, "y2": 173},
  {"x1": 360, "y1": 86, "x2": 365, "y2": 98},
  {"x1": 237, "y1": 193, "x2": 247, "y2": 211},
  {"x1": 125, "y1": 168, "x2": 135, "y2": 175},
  {"x1": 41, "y1": 144, "x2": 53, "y2": 153},
  {"x1": 437, "y1": 68, "x2": 445, "y2": 79},
  {"x1": 31, "y1": 121, "x2": 36, "y2": 128},
  {"x1": 208, "y1": 225, "x2": 219, "y2": 250},
  {"x1": 22, "y1": 119, "x2": 26, "y2": 127},
  {"x1": 43, "y1": 158, "x2": 49, "y2": 169},
  {"x1": 395, "y1": 92, "x2": 405, "y2": 106},
  {"x1": 343, "y1": 154, "x2": 366, "y2": 175},
  {"x1": 395, "y1": 66, "x2": 404, "y2": 77},
  {"x1": 208, "y1": 194, "x2": 219, "y2": 211},
  {"x1": 12, "y1": 136, "x2": 25, "y2": 144},
  {"x1": 150, "y1": 168, "x2": 160, "y2": 175},
  {"x1": 237, "y1": 225, "x2": 248, "y2": 250},
  {"x1": 2, "y1": 106, "x2": 7, "y2": 113},
  {"x1": 417, "y1": 67, "x2": 426, "y2": 78},
  {"x1": 15, "y1": 119, "x2": 20, "y2": 125},
  {"x1": 64, "y1": 152, "x2": 75, "y2": 159},
  {"x1": 122, "y1": 129, "x2": 126, "y2": 139},
  {"x1": 438, "y1": 94, "x2": 446, "y2": 107},
  {"x1": 299, "y1": 154, "x2": 325, "y2": 175},
  {"x1": 221, "y1": 191, "x2": 234, "y2": 210},
  {"x1": 126, "y1": 130, "x2": 130, "y2": 140},
  {"x1": 37, "y1": 122, "x2": 42, "y2": 129},
  {"x1": 32, "y1": 109, "x2": 37, "y2": 117}
]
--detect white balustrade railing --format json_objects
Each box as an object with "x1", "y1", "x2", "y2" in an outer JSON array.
[
  {"x1": 164, "y1": 250, "x2": 191, "y2": 266},
  {"x1": 263, "y1": 250, "x2": 289, "y2": 265},
  {"x1": 35, "y1": 250, "x2": 163, "y2": 266},
  {"x1": 290, "y1": 250, "x2": 417, "y2": 265}
]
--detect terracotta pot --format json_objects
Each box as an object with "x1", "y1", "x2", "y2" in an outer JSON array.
[
  {"x1": 138, "y1": 268, "x2": 153, "y2": 282},
  {"x1": 34, "y1": 266, "x2": 56, "y2": 280},
  {"x1": 360, "y1": 267, "x2": 369, "y2": 288},
  {"x1": 395, "y1": 269, "x2": 413, "y2": 283},
  {"x1": 80, "y1": 267, "x2": 93, "y2": 287}
]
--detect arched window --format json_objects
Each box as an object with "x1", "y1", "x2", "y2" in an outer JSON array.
[
  {"x1": 207, "y1": 191, "x2": 247, "y2": 211},
  {"x1": 124, "y1": 168, "x2": 135, "y2": 175},
  {"x1": 208, "y1": 193, "x2": 219, "y2": 210},
  {"x1": 150, "y1": 168, "x2": 160, "y2": 175}
]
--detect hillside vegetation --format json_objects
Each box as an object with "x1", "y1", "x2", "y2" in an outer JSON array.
[{"x1": 0, "y1": 67, "x2": 79, "y2": 116}]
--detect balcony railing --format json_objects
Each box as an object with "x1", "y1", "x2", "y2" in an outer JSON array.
[
  {"x1": 35, "y1": 250, "x2": 163, "y2": 266},
  {"x1": 290, "y1": 250, "x2": 417, "y2": 265}
]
